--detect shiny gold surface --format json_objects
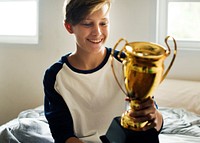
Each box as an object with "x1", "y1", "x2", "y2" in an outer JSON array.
[{"x1": 111, "y1": 36, "x2": 177, "y2": 131}]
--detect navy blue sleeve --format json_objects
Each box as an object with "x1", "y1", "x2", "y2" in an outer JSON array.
[{"x1": 43, "y1": 63, "x2": 77, "y2": 143}]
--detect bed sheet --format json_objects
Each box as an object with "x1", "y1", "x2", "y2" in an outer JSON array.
[
  {"x1": 159, "y1": 107, "x2": 200, "y2": 143},
  {"x1": 0, "y1": 106, "x2": 200, "y2": 143},
  {"x1": 0, "y1": 106, "x2": 53, "y2": 143}
]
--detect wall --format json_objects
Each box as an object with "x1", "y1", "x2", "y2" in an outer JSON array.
[
  {"x1": 0, "y1": 0, "x2": 199, "y2": 125},
  {"x1": 0, "y1": 0, "x2": 70, "y2": 125},
  {"x1": 107, "y1": 0, "x2": 200, "y2": 81}
]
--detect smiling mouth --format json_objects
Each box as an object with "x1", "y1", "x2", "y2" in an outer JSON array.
[{"x1": 88, "y1": 39, "x2": 103, "y2": 44}]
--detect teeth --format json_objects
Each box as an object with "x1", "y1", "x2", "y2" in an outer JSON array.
[{"x1": 89, "y1": 39, "x2": 102, "y2": 43}]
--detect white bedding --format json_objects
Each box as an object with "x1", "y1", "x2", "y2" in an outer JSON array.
[
  {"x1": 0, "y1": 105, "x2": 200, "y2": 143},
  {"x1": 159, "y1": 107, "x2": 200, "y2": 143},
  {"x1": 0, "y1": 106, "x2": 53, "y2": 143},
  {"x1": 155, "y1": 79, "x2": 200, "y2": 143},
  {"x1": 154, "y1": 79, "x2": 200, "y2": 115}
]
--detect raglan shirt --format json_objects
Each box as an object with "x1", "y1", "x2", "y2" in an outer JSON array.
[{"x1": 43, "y1": 48, "x2": 126, "y2": 143}]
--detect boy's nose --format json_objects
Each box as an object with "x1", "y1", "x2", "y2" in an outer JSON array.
[{"x1": 92, "y1": 25, "x2": 101, "y2": 36}]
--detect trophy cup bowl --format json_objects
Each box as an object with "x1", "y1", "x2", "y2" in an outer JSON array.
[{"x1": 100, "y1": 36, "x2": 177, "y2": 143}]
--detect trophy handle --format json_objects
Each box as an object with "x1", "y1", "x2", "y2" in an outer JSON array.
[
  {"x1": 161, "y1": 36, "x2": 177, "y2": 83},
  {"x1": 111, "y1": 38, "x2": 128, "y2": 95}
]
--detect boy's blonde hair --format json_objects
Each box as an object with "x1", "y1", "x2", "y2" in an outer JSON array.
[{"x1": 64, "y1": 0, "x2": 111, "y2": 25}]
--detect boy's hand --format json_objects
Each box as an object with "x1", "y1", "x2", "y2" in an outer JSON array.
[{"x1": 126, "y1": 97, "x2": 163, "y2": 131}]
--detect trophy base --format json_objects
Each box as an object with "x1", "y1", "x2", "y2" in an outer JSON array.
[{"x1": 100, "y1": 117, "x2": 159, "y2": 143}]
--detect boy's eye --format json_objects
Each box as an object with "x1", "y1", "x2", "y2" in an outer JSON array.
[
  {"x1": 100, "y1": 21, "x2": 108, "y2": 26},
  {"x1": 80, "y1": 20, "x2": 109, "y2": 27},
  {"x1": 82, "y1": 23, "x2": 93, "y2": 27}
]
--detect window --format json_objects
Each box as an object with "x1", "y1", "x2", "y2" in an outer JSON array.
[
  {"x1": 156, "y1": 0, "x2": 200, "y2": 50},
  {"x1": 0, "y1": 0, "x2": 39, "y2": 44}
]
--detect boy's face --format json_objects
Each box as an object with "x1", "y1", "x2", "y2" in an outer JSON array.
[{"x1": 68, "y1": 4, "x2": 110, "y2": 54}]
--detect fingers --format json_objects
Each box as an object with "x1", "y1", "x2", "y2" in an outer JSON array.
[
  {"x1": 129, "y1": 98, "x2": 156, "y2": 116},
  {"x1": 131, "y1": 112, "x2": 156, "y2": 122},
  {"x1": 136, "y1": 97, "x2": 155, "y2": 110},
  {"x1": 142, "y1": 120, "x2": 157, "y2": 131},
  {"x1": 125, "y1": 97, "x2": 155, "y2": 109}
]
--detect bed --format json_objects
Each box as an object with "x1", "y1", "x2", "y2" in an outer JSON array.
[
  {"x1": 0, "y1": 106, "x2": 53, "y2": 143},
  {"x1": 155, "y1": 79, "x2": 200, "y2": 143},
  {"x1": 0, "y1": 79, "x2": 200, "y2": 143}
]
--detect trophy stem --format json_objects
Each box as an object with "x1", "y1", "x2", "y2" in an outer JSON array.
[{"x1": 121, "y1": 99, "x2": 149, "y2": 131}]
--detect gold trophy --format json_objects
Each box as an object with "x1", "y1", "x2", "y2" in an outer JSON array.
[
  {"x1": 111, "y1": 36, "x2": 177, "y2": 131},
  {"x1": 100, "y1": 36, "x2": 177, "y2": 143}
]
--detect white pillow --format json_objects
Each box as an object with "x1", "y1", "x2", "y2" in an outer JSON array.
[{"x1": 154, "y1": 79, "x2": 200, "y2": 115}]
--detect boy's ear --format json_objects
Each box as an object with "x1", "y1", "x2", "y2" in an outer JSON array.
[{"x1": 64, "y1": 22, "x2": 73, "y2": 34}]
